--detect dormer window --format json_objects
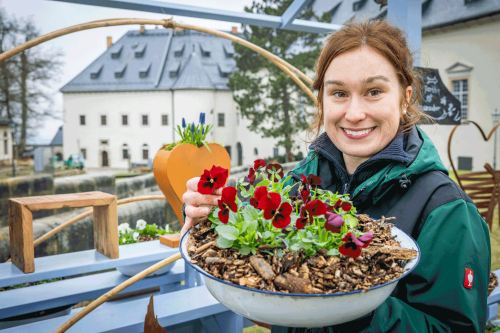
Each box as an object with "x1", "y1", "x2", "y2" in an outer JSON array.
[
  {"x1": 218, "y1": 64, "x2": 232, "y2": 78},
  {"x1": 353, "y1": 0, "x2": 367, "y2": 11},
  {"x1": 223, "y1": 44, "x2": 234, "y2": 58},
  {"x1": 169, "y1": 62, "x2": 181, "y2": 78},
  {"x1": 111, "y1": 45, "x2": 123, "y2": 59},
  {"x1": 139, "y1": 63, "x2": 151, "y2": 78},
  {"x1": 174, "y1": 43, "x2": 185, "y2": 57},
  {"x1": 115, "y1": 64, "x2": 127, "y2": 78},
  {"x1": 199, "y1": 42, "x2": 211, "y2": 57},
  {"x1": 135, "y1": 43, "x2": 147, "y2": 58},
  {"x1": 90, "y1": 64, "x2": 103, "y2": 79}
]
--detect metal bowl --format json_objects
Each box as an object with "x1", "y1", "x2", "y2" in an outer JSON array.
[{"x1": 180, "y1": 226, "x2": 420, "y2": 328}]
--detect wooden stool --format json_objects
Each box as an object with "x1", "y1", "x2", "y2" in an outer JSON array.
[{"x1": 8, "y1": 191, "x2": 119, "y2": 273}]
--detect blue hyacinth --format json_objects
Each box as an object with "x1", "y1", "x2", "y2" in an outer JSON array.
[
  {"x1": 191, "y1": 123, "x2": 195, "y2": 133},
  {"x1": 182, "y1": 118, "x2": 186, "y2": 128},
  {"x1": 199, "y1": 112, "x2": 205, "y2": 125}
]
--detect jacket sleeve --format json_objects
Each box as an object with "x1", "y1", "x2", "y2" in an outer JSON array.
[{"x1": 364, "y1": 199, "x2": 491, "y2": 333}]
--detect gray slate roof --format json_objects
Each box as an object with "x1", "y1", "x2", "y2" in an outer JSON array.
[
  {"x1": 61, "y1": 29, "x2": 236, "y2": 93},
  {"x1": 310, "y1": 0, "x2": 500, "y2": 30},
  {"x1": 50, "y1": 126, "x2": 63, "y2": 146}
]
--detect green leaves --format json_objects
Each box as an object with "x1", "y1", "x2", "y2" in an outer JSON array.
[
  {"x1": 217, "y1": 237, "x2": 234, "y2": 248},
  {"x1": 345, "y1": 215, "x2": 359, "y2": 228},
  {"x1": 216, "y1": 225, "x2": 240, "y2": 240}
]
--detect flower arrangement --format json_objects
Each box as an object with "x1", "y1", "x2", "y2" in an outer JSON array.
[
  {"x1": 200, "y1": 159, "x2": 372, "y2": 258},
  {"x1": 186, "y1": 160, "x2": 418, "y2": 295},
  {"x1": 118, "y1": 220, "x2": 179, "y2": 245},
  {"x1": 162, "y1": 112, "x2": 214, "y2": 152}
]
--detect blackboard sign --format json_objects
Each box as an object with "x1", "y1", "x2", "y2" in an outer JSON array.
[{"x1": 415, "y1": 67, "x2": 461, "y2": 125}]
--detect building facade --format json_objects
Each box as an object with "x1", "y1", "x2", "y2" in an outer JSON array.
[
  {"x1": 61, "y1": 28, "x2": 287, "y2": 169},
  {"x1": 0, "y1": 118, "x2": 12, "y2": 166},
  {"x1": 310, "y1": 0, "x2": 500, "y2": 171}
]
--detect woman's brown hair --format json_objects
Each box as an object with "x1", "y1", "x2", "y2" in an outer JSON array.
[{"x1": 308, "y1": 19, "x2": 427, "y2": 141}]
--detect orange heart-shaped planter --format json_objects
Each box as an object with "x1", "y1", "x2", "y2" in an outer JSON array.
[{"x1": 153, "y1": 143, "x2": 231, "y2": 223}]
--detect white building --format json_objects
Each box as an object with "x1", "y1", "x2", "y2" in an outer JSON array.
[{"x1": 61, "y1": 28, "x2": 291, "y2": 169}]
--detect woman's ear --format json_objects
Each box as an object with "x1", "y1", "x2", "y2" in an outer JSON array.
[{"x1": 406, "y1": 86, "x2": 412, "y2": 105}]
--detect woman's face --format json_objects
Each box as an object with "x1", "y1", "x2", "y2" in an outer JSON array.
[{"x1": 322, "y1": 46, "x2": 411, "y2": 164}]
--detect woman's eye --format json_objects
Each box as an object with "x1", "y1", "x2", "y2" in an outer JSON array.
[
  {"x1": 368, "y1": 89, "x2": 381, "y2": 97},
  {"x1": 332, "y1": 91, "x2": 346, "y2": 98}
]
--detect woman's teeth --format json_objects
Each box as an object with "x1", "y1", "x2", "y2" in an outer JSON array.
[{"x1": 344, "y1": 128, "x2": 374, "y2": 136}]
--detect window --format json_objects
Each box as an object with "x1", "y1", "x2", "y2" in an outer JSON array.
[
  {"x1": 225, "y1": 146, "x2": 232, "y2": 158},
  {"x1": 101, "y1": 115, "x2": 107, "y2": 126},
  {"x1": 218, "y1": 113, "x2": 225, "y2": 127},
  {"x1": 122, "y1": 148, "x2": 128, "y2": 159},
  {"x1": 80, "y1": 148, "x2": 87, "y2": 160},
  {"x1": 236, "y1": 113, "x2": 240, "y2": 126},
  {"x1": 100, "y1": 140, "x2": 108, "y2": 145},
  {"x1": 142, "y1": 115, "x2": 148, "y2": 126},
  {"x1": 143, "y1": 147, "x2": 149, "y2": 160},
  {"x1": 273, "y1": 148, "x2": 279, "y2": 157},
  {"x1": 254, "y1": 148, "x2": 258, "y2": 156},
  {"x1": 452, "y1": 79, "x2": 468, "y2": 120},
  {"x1": 4, "y1": 132, "x2": 8, "y2": 155},
  {"x1": 122, "y1": 115, "x2": 128, "y2": 126},
  {"x1": 80, "y1": 115, "x2": 86, "y2": 125},
  {"x1": 162, "y1": 115, "x2": 168, "y2": 126}
]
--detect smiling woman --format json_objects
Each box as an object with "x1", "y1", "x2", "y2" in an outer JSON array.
[{"x1": 182, "y1": 19, "x2": 491, "y2": 333}]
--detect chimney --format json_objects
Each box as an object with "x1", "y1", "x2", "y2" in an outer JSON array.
[
  {"x1": 140, "y1": 25, "x2": 145, "y2": 34},
  {"x1": 107, "y1": 36, "x2": 112, "y2": 49},
  {"x1": 231, "y1": 26, "x2": 238, "y2": 34}
]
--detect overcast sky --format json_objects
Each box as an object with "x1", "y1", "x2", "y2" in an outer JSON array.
[{"x1": 2, "y1": 0, "x2": 253, "y2": 143}]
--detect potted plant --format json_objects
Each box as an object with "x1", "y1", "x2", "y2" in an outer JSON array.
[
  {"x1": 116, "y1": 220, "x2": 180, "y2": 277},
  {"x1": 153, "y1": 113, "x2": 231, "y2": 223},
  {"x1": 180, "y1": 160, "x2": 420, "y2": 327}
]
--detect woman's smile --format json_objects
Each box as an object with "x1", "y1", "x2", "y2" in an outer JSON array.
[{"x1": 341, "y1": 126, "x2": 376, "y2": 139}]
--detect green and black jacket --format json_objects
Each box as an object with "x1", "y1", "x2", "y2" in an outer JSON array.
[{"x1": 272, "y1": 127, "x2": 491, "y2": 333}]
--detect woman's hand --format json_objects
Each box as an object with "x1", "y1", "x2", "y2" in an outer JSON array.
[{"x1": 181, "y1": 177, "x2": 222, "y2": 237}]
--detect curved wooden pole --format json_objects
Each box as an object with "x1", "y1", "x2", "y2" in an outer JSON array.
[
  {"x1": 5, "y1": 195, "x2": 167, "y2": 263},
  {"x1": 54, "y1": 252, "x2": 183, "y2": 333},
  {"x1": 0, "y1": 18, "x2": 316, "y2": 102},
  {"x1": 447, "y1": 120, "x2": 500, "y2": 191}
]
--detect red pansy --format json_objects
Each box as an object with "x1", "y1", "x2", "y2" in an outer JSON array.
[
  {"x1": 250, "y1": 186, "x2": 268, "y2": 208},
  {"x1": 265, "y1": 163, "x2": 284, "y2": 183},
  {"x1": 254, "y1": 159, "x2": 266, "y2": 172},
  {"x1": 295, "y1": 199, "x2": 327, "y2": 229},
  {"x1": 247, "y1": 168, "x2": 256, "y2": 185},
  {"x1": 324, "y1": 212, "x2": 344, "y2": 233},
  {"x1": 339, "y1": 232, "x2": 372, "y2": 258},
  {"x1": 217, "y1": 187, "x2": 237, "y2": 224},
  {"x1": 197, "y1": 165, "x2": 229, "y2": 195},
  {"x1": 258, "y1": 192, "x2": 292, "y2": 229},
  {"x1": 341, "y1": 201, "x2": 352, "y2": 212}
]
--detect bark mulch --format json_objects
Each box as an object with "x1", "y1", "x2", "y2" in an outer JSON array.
[{"x1": 187, "y1": 214, "x2": 418, "y2": 294}]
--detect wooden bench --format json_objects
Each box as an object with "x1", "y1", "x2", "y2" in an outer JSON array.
[{"x1": 8, "y1": 191, "x2": 119, "y2": 273}]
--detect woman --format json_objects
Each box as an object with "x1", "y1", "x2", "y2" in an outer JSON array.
[{"x1": 181, "y1": 20, "x2": 491, "y2": 333}]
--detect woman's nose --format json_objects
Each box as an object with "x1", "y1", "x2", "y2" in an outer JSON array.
[{"x1": 344, "y1": 96, "x2": 367, "y2": 123}]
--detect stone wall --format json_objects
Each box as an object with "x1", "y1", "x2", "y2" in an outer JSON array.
[{"x1": 0, "y1": 190, "x2": 180, "y2": 262}]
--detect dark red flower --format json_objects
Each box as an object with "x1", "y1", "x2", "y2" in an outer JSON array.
[
  {"x1": 265, "y1": 163, "x2": 284, "y2": 183},
  {"x1": 307, "y1": 174, "x2": 322, "y2": 187},
  {"x1": 254, "y1": 159, "x2": 266, "y2": 171},
  {"x1": 250, "y1": 186, "x2": 268, "y2": 208},
  {"x1": 247, "y1": 168, "x2": 256, "y2": 185},
  {"x1": 326, "y1": 200, "x2": 342, "y2": 212},
  {"x1": 258, "y1": 192, "x2": 292, "y2": 228},
  {"x1": 300, "y1": 189, "x2": 310, "y2": 204},
  {"x1": 295, "y1": 199, "x2": 327, "y2": 229},
  {"x1": 341, "y1": 202, "x2": 352, "y2": 212},
  {"x1": 358, "y1": 231, "x2": 373, "y2": 248},
  {"x1": 197, "y1": 165, "x2": 229, "y2": 195},
  {"x1": 324, "y1": 212, "x2": 344, "y2": 233},
  {"x1": 217, "y1": 187, "x2": 237, "y2": 224},
  {"x1": 339, "y1": 232, "x2": 366, "y2": 258}
]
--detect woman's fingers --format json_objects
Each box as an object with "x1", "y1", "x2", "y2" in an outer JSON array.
[
  {"x1": 182, "y1": 191, "x2": 221, "y2": 207},
  {"x1": 184, "y1": 204, "x2": 212, "y2": 218}
]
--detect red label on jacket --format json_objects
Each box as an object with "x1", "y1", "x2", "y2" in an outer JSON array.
[{"x1": 464, "y1": 268, "x2": 473, "y2": 289}]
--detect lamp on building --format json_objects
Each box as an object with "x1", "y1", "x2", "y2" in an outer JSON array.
[
  {"x1": 7, "y1": 120, "x2": 16, "y2": 177},
  {"x1": 492, "y1": 108, "x2": 500, "y2": 170}
]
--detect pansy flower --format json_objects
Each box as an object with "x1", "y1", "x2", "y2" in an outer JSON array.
[
  {"x1": 339, "y1": 232, "x2": 373, "y2": 258},
  {"x1": 242, "y1": 168, "x2": 256, "y2": 191},
  {"x1": 300, "y1": 189, "x2": 310, "y2": 204},
  {"x1": 341, "y1": 201, "x2": 352, "y2": 212},
  {"x1": 254, "y1": 159, "x2": 266, "y2": 172},
  {"x1": 197, "y1": 165, "x2": 229, "y2": 195},
  {"x1": 265, "y1": 163, "x2": 284, "y2": 183},
  {"x1": 217, "y1": 187, "x2": 238, "y2": 224},
  {"x1": 250, "y1": 186, "x2": 268, "y2": 208},
  {"x1": 324, "y1": 212, "x2": 344, "y2": 233},
  {"x1": 258, "y1": 192, "x2": 293, "y2": 228},
  {"x1": 295, "y1": 199, "x2": 327, "y2": 229}
]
